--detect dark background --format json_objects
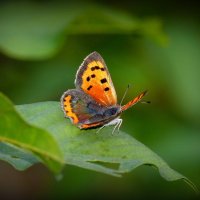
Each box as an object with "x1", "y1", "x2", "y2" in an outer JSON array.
[{"x1": 0, "y1": 0, "x2": 200, "y2": 199}]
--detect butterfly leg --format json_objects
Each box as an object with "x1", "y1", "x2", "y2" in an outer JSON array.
[
  {"x1": 96, "y1": 117, "x2": 123, "y2": 135},
  {"x1": 117, "y1": 118, "x2": 123, "y2": 133},
  {"x1": 96, "y1": 124, "x2": 106, "y2": 134},
  {"x1": 95, "y1": 119, "x2": 120, "y2": 134},
  {"x1": 111, "y1": 118, "x2": 122, "y2": 135}
]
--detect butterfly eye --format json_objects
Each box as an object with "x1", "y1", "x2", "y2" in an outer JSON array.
[{"x1": 104, "y1": 107, "x2": 118, "y2": 116}]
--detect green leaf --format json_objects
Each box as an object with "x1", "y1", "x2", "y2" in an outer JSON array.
[
  {"x1": 0, "y1": 92, "x2": 64, "y2": 173},
  {"x1": 14, "y1": 100, "x2": 196, "y2": 192},
  {"x1": 69, "y1": 5, "x2": 139, "y2": 34},
  {"x1": 0, "y1": 142, "x2": 38, "y2": 170},
  {"x1": 70, "y1": 8, "x2": 168, "y2": 45},
  {"x1": 0, "y1": 2, "x2": 80, "y2": 60},
  {"x1": 0, "y1": 92, "x2": 197, "y2": 192},
  {"x1": 0, "y1": 2, "x2": 167, "y2": 60}
]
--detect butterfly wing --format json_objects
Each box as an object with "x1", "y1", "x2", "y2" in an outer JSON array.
[
  {"x1": 121, "y1": 90, "x2": 148, "y2": 112},
  {"x1": 61, "y1": 89, "x2": 117, "y2": 129},
  {"x1": 75, "y1": 52, "x2": 117, "y2": 106}
]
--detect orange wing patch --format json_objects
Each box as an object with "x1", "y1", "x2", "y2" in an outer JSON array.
[
  {"x1": 63, "y1": 95, "x2": 79, "y2": 124},
  {"x1": 79, "y1": 122, "x2": 102, "y2": 129},
  {"x1": 80, "y1": 58, "x2": 117, "y2": 106}
]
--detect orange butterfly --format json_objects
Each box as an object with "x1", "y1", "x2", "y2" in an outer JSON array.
[{"x1": 61, "y1": 52, "x2": 147, "y2": 133}]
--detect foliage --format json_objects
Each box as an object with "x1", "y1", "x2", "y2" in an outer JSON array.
[
  {"x1": 0, "y1": 2, "x2": 167, "y2": 60},
  {"x1": 0, "y1": 93, "x2": 64, "y2": 173},
  {"x1": 0, "y1": 92, "x2": 197, "y2": 192},
  {"x1": 0, "y1": 1, "x2": 199, "y2": 199}
]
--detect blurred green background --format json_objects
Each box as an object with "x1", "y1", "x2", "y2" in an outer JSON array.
[{"x1": 0, "y1": 0, "x2": 200, "y2": 199}]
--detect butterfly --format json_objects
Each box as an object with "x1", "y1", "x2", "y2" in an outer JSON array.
[{"x1": 61, "y1": 52, "x2": 147, "y2": 133}]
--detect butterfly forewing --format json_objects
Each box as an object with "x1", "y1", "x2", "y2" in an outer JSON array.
[{"x1": 75, "y1": 52, "x2": 117, "y2": 106}]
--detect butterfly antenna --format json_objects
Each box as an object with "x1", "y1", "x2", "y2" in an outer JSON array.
[
  {"x1": 141, "y1": 100, "x2": 151, "y2": 104},
  {"x1": 120, "y1": 84, "x2": 130, "y2": 106}
]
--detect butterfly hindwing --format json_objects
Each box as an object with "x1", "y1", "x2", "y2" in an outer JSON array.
[
  {"x1": 61, "y1": 89, "x2": 119, "y2": 128},
  {"x1": 75, "y1": 52, "x2": 117, "y2": 106}
]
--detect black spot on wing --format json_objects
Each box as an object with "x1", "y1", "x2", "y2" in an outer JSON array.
[
  {"x1": 91, "y1": 66, "x2": 100, "y2": 71},
  {"x1": 87, "y1": 85, "x2": 93, "y2": 90},
  {"x1": 100, "y1": 78, "x2": 107, "y2": 84},
  {"x1": 86, "y1": 76, "x2": 90, "y2": 81},
  {"x1": 104, "y1": 87, "x2": 109, "y2": 91}
]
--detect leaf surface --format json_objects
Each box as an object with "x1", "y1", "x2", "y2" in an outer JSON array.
[
  {"x1": 16, "y1": 100, "x2": 197, "y2": 191},
  {"x1": 0, "y1": 93, "x2": 64, "y2": 173},
  {"x1": 0, "y1": 92, "x2": 197, "y2": 191}
]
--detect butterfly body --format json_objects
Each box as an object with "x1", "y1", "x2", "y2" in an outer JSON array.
[{"x1": 61, "y1": 52, "x2": 147, "y2": 132}]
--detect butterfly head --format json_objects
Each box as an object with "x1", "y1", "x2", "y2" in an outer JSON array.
[{"x1": 103, "y1": 106, "x2": 120, "y2": 117}]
